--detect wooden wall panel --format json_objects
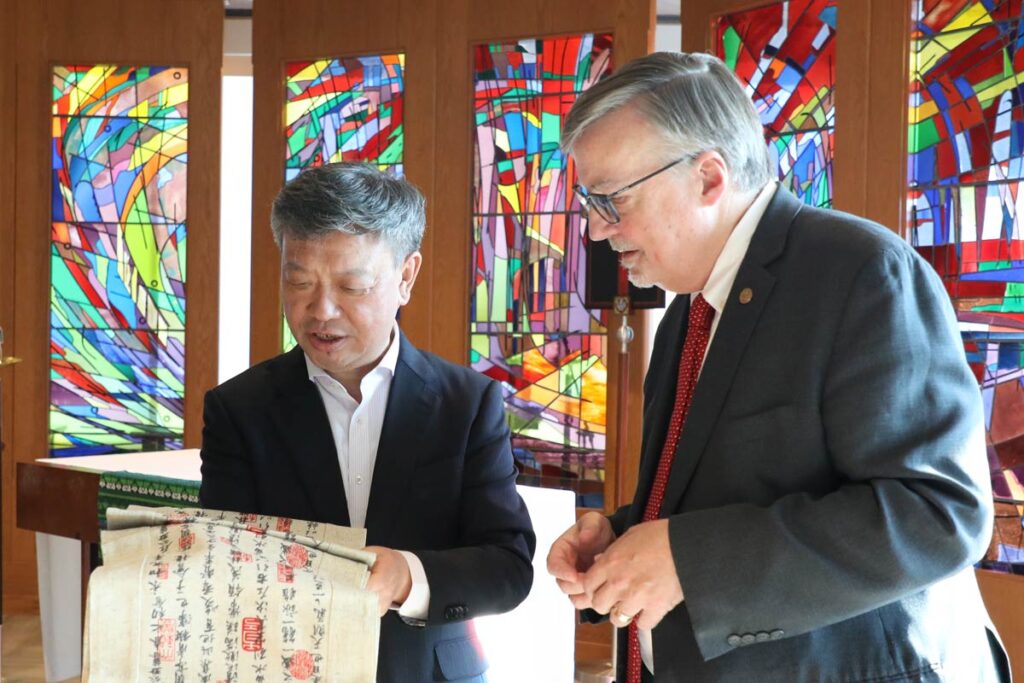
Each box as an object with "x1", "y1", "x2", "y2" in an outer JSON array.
[
  {"x1": 249, "y1": 0, "x2": 438, "y2": 364},
  {"x1": 978, "y1": 569, "x2": 1023, "y2": 678},
  {"x1": 251, "y1": 0, "x2": 653, "y2": 516},
  {"x1": 430, "y1": 0, "x2": 654, "y2": 518},
  {"x1": 862, "y1": 1, "x2": 910, "y2": 233},
  {"x1": 251, "y1": 0, "x2": 654, "y2": 664},
  {"x1": 0, "y1": 0, "x2": 17, "y2": 618},
  {"x1": 3, "y1": 0, "x2": 222, "y2": 613},
  {"x1": 432, "y1": 1, "x2": 654, "y2": 663}
]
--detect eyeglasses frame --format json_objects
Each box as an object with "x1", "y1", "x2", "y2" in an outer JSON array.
[{"x1": 572, "y1": 153, "x2": 699, "y2": 226}]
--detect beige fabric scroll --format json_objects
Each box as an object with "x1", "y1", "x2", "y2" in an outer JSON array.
[{"x1": 83, "y1": 507, "x2": 380, "y2": 682}]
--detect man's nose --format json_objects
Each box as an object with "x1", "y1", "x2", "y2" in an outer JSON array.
[
  {"x1": 309, "y1": 288, "x2": 341, "y2": 320},
  {"x1": 585, "y1": 214, "x2": 616, "y2": 242}
]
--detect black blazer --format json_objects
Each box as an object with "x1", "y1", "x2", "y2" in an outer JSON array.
[
  {"x1": 199, "y1": 334, "x2": 535, "y2": 682},
  {"x1": 604, "y1": 188, "x2": 1009, "y2": 682}
]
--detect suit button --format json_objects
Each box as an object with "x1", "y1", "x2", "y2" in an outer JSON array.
[
  {"x1": 740, "y1": 633, "x2": 756, "y2": 646},
  {"x1": 727, "y1": 634, "x2": 741, "y2": 647},
  {"x1": 770, "y1": 629, "x2": 785, "y2": 640},
  {"x1": 444, "y1": 604, "x2": 467, "y2": 621},
  {"x1": 755, "y1": 632, "x2": 770, "y2": 643}
]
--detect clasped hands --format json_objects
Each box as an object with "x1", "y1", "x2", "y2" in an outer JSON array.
[{"x1": 546, "y1": 512, "x2": 684, "y2": 630}]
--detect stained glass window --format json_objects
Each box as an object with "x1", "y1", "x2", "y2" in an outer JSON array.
[
  {"x1": 282, "y1": 55, "x2": 405, "y2": 352},
  {"x1": 908, "y1": 0, "x2": 1024, "y2": 568},
  {"x1": 716, "y1": 0, "x2": 837, "y2": 207},
  {"x1": 51, "y1": 65, "x2": 188, "y2": 456},
  {"x1": 472, "y1": 35, "x2": 612, "y2": 507}
]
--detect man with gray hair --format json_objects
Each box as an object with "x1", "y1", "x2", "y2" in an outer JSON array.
[
  {"x1": 200, "y1": 162, "x2": 535, "y2": 681},
  {"x1": 547, "y1": 52, "x2": 1008, "y2": 681}
]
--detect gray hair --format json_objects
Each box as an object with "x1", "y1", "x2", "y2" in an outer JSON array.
[
  {"x1": 271, "y1": 162, "x2": 425, "y2": 261},
  {"x1": 562, "y1": 51, "x2": 771, "y2": 193}
]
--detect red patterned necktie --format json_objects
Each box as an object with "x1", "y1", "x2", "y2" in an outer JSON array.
[{"x1": 626, "y1": 294, "x2": 715, "y2": 683}]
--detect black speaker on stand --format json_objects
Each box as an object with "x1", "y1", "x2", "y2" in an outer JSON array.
[
  {"x1": 584, "y1": 235, "x2": 664, "y2": 504},
  {"x1": 584, "y1": 236, "x2": 665, "y2": 313}
]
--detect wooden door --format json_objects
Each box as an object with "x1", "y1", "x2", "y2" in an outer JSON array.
[{"x1": 2, "y1": 0, "x2": 223, "y2": 613}]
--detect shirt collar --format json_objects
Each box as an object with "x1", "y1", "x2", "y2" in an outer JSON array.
[
  {"x1": 304, "y1": 322, "x2": 401, "y2": 386},
  {"x1": 696, "y1": 180, "x2": 778, "y2": 313}
]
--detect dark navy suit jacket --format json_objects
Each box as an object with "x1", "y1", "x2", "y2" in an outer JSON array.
[{"x1": 200, "y1": 334, "x2": 535, "y2": 682}]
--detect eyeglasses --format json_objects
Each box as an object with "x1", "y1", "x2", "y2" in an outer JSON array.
[{"x1": 572, "y1": 154, "x2": 697, "y2": 226}]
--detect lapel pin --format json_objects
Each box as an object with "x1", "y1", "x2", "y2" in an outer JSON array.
[{"x1": 739, "y1": 287, "x2": 753, "y2": 304}]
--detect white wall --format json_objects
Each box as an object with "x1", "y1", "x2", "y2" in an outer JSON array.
[
  {"x1": 645, "y1": 16, "x2": 683, "y2": 353},
  {"x1": 217, "y1": 75, "x2": 254, "y2": 383}
]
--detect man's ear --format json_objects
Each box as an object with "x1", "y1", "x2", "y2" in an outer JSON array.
[
  {"x1": 695, "y1": 151, "x2": 729, "y2": 206},
  {"x1": 398, "y1": 251, "x2": 422, "y2": 305}
]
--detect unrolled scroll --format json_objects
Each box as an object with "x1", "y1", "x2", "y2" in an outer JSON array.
[{"x1": 83, "y1": 506, "x2": 379, "y2": 682}]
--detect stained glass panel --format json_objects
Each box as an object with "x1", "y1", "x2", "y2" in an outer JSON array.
[
  {"x1": 282, "y1": 55, "x2": 405, "y2": 351},
  {"x1": 472, "y1": 35, "x2": 612, "y2": 507},
  {"x1": 908, "y1": 0, "x2": 1024, "y2": 569},
  {"x1": 51, "y1": 65, "x2": 188, "y2": 456},
  {"x1": 717, "y1": 0, "x2": 837, "y2": 207}
]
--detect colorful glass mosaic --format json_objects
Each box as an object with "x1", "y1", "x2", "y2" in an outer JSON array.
[
  {"x1": 51, "y1": 65, "x2": 188, "y2": 456},
  {"x1": 908, "y1": 0, "x2": 1024, "y2": 569},
  {"x1": 282, "y1": 55, "x2": 405, "y2": 351},
  {"x1": 717, "y1": 0, "x2": 837, "y2": 207},
  {"x1": 472, "y1": 35, "x2": 612, "y2": 507}
]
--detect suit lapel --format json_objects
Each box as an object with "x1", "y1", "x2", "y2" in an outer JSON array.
[
  {"x1": 656, "y1": 188, "x2": 802, "y2": 516},
  {"x1": 365, "y1": 333, "x2": 435, "y2": 544},
  {"x1": 629, "y1": 295, "x2": 689, "y2": 526},
  {"x1": 269, "y1": 347, "x2": 350, "y2": 526}
]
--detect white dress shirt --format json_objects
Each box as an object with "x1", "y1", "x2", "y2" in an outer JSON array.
[
  {"x1": 639, "y1": 180, "x2": 778, "y2": 673},
  {"x1": 304, "y1": 326, "x2": 430, "y2": 620}
]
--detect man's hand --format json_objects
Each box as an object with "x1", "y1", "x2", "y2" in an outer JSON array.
[
  {"x1": 364, "y1": 546, "x2": 413, "y2": 617},
  {"x1": 546, "y1": 512, "x2": 616, "y2": 610},
  {"x1": 580, "y1": 519, "x2": 683, "y2": 631}
]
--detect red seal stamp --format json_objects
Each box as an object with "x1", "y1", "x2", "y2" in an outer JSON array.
[
  {"x1": 276, "y1": 517, "x2": 292, "y2": 533},
  {"x1": 286, "y1": 543, "x2": 309, "y2": 569},
  {"x1": 289, "y1": 649, "x2": 314, "y2": 680},
  {"x1": 154, "y1": 563, "x2": 169, "y2": 580},
  {"x1": 231, "y1": 550, "x2": 253, "y2": 563},
  {"x1": 277, "y1": 562, "x2": 294, "y2": 583},
  {"x1": 241, "y1": 617, "x2": 263, "y2": 652},
  {"x1": 157, "y1": 618, "x2": 175, "y2": 662},
  {"x1": 178, "y1": 531, "x2": 195, "y2": 550}
]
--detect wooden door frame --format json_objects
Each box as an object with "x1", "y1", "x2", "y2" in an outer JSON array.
[
  {"x1": 3, "y1": 0, "x2": 223, "y2": 612},
  {"x1": 249, "y1": 0, "x2": 439, "y2": 364}
]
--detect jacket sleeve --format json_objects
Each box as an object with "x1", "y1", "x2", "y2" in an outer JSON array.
[
  {"x1": 670, "y1": 247, "x2": 993, "y2": 660},
  {"x1": 608, "y1": 505, "x2": 631, "y2": 538},
  {"x1": 414, "y1": 380, "x2": 537, "y2": 624},
  {"x1": 198, "y1": 387, "x2": 259, "y2": 515}
]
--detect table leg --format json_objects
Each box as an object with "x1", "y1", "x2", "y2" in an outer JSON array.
[{"x1": 79, "y1": 540, "x2": 99, "y2": 633}]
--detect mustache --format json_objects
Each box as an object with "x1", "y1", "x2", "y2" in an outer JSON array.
[{"x1": 609, "y1": 240, "x2": 638, "y2": 253}]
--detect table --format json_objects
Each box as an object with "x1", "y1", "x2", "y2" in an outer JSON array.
[
  {"x1": 16, "y1": 450, "x2": 203, "y2": 680},
  {"x1": 18, "y1": 449, "x2": 202, "y2": 533}
]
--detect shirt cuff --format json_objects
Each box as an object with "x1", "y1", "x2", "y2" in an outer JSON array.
[{"x1": 393, "y1": 550, "x2": 430, "y2": 620}]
